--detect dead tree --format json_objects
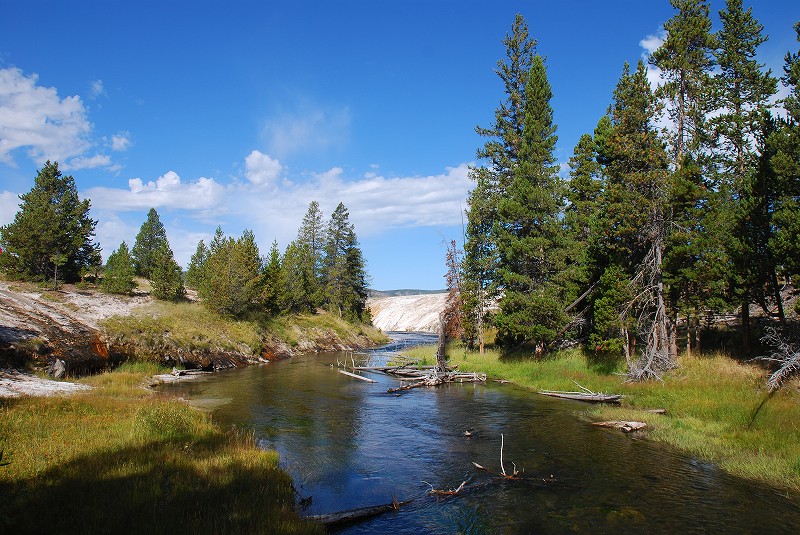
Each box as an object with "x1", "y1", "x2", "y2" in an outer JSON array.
[{"x1": 760, "y1": 326, "x2": 800, "y2": 392}]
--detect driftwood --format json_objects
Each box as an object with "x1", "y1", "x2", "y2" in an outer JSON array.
[
  {"x1": 337, "y1": 369, "x2": 377, "y2": 383},
  {"x1": 592, "y1": 420, "x2": 647, "y2": 433},
  {"x1": 538, "y1": 390, "x2": 622, "y2": 403},
  {"x1": 305, "y1": 499, "x2": 412, "y2": 527}
]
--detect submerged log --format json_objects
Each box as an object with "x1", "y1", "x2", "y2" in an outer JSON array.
[{"x1": 305, "y1": 499, "x2": 412, "y2": 527}]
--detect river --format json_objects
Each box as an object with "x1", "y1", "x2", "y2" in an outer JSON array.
[{"x1": 160, "y1": 332, "x2": 800, "y2": 534}]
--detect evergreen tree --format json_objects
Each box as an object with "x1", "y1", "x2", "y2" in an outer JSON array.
[
  {"x1": 651, "y1": 0, "x2": 715, "y2": 166},
  {"x1": 710, "y1": 0, "x2": 778, "y2": 353},
  {"x1": 101, "y1": 241, "x2": 136, "y2": 295},
  {"x1": 279, "y1": 240, "x2": 314, "y2": 313},
  {"x1": 463, "y1": 14, "x2": 537, "y2": 350},
  {"x1": 185, "y1": 239, "x2": 209, "y2": 292},
  {"x1": 262, "y1": 240, "x2": 282, "y2": 315},
  {"x1": 769, "y1": 22, "x2": 800, "y2": 288},
  {"x1": 322, "y1": 203, "x2": 369, "y2": 322},
  {"x1": 132, "y1": 208, "x2": 169, "y2": 279},
  {"x1": 594, "y1": 61, "x2": 672, "y2": 378},
  {"x1": 200, "y1": 229, "x2": 263, "y2": 318},
  {"x1": 150, "y1": 241, "x2": 184, "y2": 301},
  {"x1": 565, "y1": 133, "x2": 604, "y2": 289},
  {"x1": 295, "y1": 201, "x2": 325, "y2": 309},
  {"x1": 493, "y1": 54, "x2": 568, "y2": 353},
  {"x1": 0, "y1": 161, "x2": 98, "y2": 282}
]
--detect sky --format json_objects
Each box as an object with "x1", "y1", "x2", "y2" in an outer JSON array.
[{"x1": 0, "y1": 1, "x2": 797, "y2": 290}]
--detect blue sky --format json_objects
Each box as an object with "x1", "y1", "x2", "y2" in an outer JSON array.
[{"x1": 1, "y1": 1, "x2": 797, "y2": 290}]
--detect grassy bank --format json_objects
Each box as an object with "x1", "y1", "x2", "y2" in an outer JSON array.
[
  {"x1": 0, "y1": 362, "x2": 322, "y2": 534},
  {"x1": 404, "y1": 343, "x2": 800, "y2": 493},
  {"x1": 101, "y1": 300, "x2": 388, "y2": 362}
]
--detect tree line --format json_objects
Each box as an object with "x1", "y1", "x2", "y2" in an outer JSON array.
[
  {"x1": 0, "y1": 164, "x2": 370, "y2": 324},
  {"x1": 460, "y1": 1, "x2": 800, "y2": 380}
]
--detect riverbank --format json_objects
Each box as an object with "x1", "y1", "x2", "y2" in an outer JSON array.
[
  {"x1": 403, "y1": 343, "x2": 800, "y2": 494},
  {"x1": 0, "y1": 361, "x2": 323, "y2": 534}
]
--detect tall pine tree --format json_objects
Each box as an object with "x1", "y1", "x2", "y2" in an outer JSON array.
[
  {"x1": 493, "y1": 55, "x2": 568, "y2": 354},
  {"x1": 462, "y1": 14, "x2": 537, "y2": 351}
]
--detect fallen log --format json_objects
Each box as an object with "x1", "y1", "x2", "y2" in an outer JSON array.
[
  {"x1": 305, "y1": 499, "x2": 412, "y2": 527},
  {"x1": 338, "y1": 369, "x2": 377, "y2": 383},
  {"x1": 537, "y1": 390, "x2": 622, "y2": 403},
  {"x1": 592, "y1": 420, "x2": 647, "y2": 433}
]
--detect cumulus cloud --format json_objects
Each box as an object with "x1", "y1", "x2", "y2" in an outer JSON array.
[
  {"x1": 85, "y1": 170, "x2": 225, "y2": 212},
  {"x1": 244, "y1": 149, "x2": 282, "y2": 186},
  {"x1": 262, "y1": 101, "x2": 351, "y2": 157},
  {"x1": 0, "y1": 67, "x2": 92, "y2": 165}
]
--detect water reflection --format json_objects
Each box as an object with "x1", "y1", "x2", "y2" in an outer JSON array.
[{"x1": 162, "y1": 333, "x2": 800, "y2": 534}]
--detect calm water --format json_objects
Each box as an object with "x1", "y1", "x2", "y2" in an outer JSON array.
[{"x1": 161, "y1": 333, "x2": 800, "y2": 534}]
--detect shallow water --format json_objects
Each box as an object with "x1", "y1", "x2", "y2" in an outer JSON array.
[{"x1": 161, "y1": 333, "x2": 800, "y2": 534}]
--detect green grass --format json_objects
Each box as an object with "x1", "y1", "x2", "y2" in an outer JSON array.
[
  {"x1": 0, "y1": 367, "x2": 322, "y2": 534},
  {"x1": 407, "y1": 342, "x2": 800, "y2": 493},
  {"x1": 102, "y1": 301, "x2": 265, "y2": 358}
]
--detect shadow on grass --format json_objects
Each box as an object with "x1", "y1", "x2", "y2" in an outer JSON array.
[{"x1": 0, "y1": 434, "x2": 321, "y2": 535}]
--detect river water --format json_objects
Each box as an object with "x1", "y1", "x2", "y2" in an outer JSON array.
[{"x1": 161, "y1": 333, "x2": 800, "y2": 534}]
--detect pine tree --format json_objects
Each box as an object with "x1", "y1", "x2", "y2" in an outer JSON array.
[
  {"x1": 710, "y1": 0, "x2": 778, "y2": 354},
  {"x1": 132, "y1": 208, "x2": 169, "y2": 279},
  {"x1": 463, "y1": 14, "x2": 537, "y2": 351},
  {"x1": 150, "y1": 241, "x2": 184, "y2": 301},
  {"x1": 650, "y1": 0, "x2": 716, "y2": 356},
  {"x1": 101, "y1": 241, "x2": 136, "y2": 295},
  {"x1": 185, "y1": 239, "x2": 209, "y2": 292},
  {"x1": 565, "y1": 133, "x2": 604, "y2": 289},
  {"x1": 0, "y1": 161, "x2": 98, "y2": 283},
  {"x1": 769, "y1": 22, "x2": 800, "y2": 288},
  {"x1": 262, "y1": 240, "x2": 282, "y2": 315},
  {"x1": 295, "y1": 201, "x2": 325, "y2": 309},
  {"x1": 651, "y1": 0, "x2": 715, "y2": 166},
  {"x1": 200, "y1": 229, "x2": 263, "y2": 318},
  {"x1": 594, "y1": 61, "x2": 672, "y2": 378},
  {"x1": 493, "y1": 54, "x2": 568, "y2": 354},
  {"x1": 322, "y1": 203, "x2": 368, "y2": 322}
]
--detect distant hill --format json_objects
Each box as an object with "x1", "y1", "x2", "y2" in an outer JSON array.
[{"x1": 368, "y1": 289, "x2": 446, "y2": 298}]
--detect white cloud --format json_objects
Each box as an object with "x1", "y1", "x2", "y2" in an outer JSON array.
[
  {"x1": 63, "y1": 154, "x2": 112, "y2": 170},
  {"x1": 0, "y1": 190, "x2": 21, "y2": 226},
  {"x1": 262, "y1": 101, "x2": 351, "y2": 156},
  {"x1": 639, "y1": 32, "x2": 665, "y2": 56},
  {"x1": 244, "y1": 149, "x2": 282, "y2": 186},
  {"x1": 0, "y1": 67, "x2": 92, "y2": 165},
  {"x1": 85, "y1": 170, "x2": 225, "y2": 212},
  {"x1": 236, "y1": 160, "x2": 473, "y2": 245},
  {"x1": 89, "y1": 79, "x2": 106, "y2": 99},
  {"x1": 111, "y1": 131, "x2": 132, "y2": 151}
]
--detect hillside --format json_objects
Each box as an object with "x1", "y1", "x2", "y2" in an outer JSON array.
[{"x1": 368, "y1": 292, "x2": 448, "y2": 333}]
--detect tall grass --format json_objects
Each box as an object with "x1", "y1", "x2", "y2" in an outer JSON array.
[
  {"x1": 0, "y1": 368, "x2": 322, "y2": 534},
  {"x1": 408, "y1": 342, "x2": 800, "y2": 493}
]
